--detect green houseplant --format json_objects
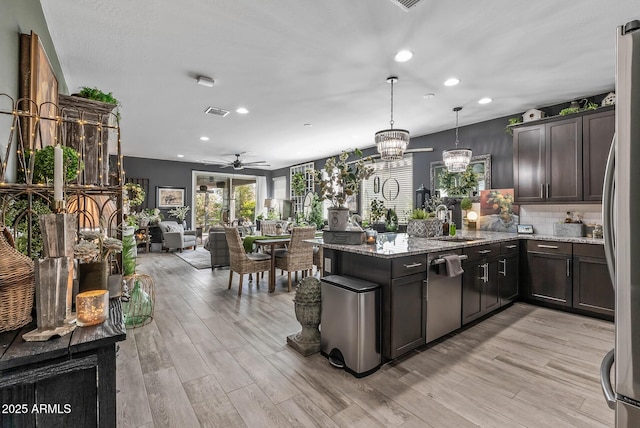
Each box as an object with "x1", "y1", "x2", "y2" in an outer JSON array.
[
  {"x1": 406, "y1": 208, "x2": 441, "y2": 237},
  {"x1": 291, "y1": 172, "x2": 306, "y2": 196},
  {"x1": 77, "y1": 86, "x2": 120, "y2": 106}
]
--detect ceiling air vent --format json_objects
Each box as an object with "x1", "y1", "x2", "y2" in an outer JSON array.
[
  {"x1": 204, "y1": 106, "x2": 230, "y2": 117},
  {"x1": 389, "y1": 0, "x2": 422, "y2": 11}
]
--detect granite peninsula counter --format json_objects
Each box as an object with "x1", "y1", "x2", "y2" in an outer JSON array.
[{"x1": 313, "y1": 230, "x2": 606, "y2": 361}]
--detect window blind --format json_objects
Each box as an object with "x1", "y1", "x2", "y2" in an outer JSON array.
[{"x1": 361, "y1": 154, "x2": 413, "y2": 224}]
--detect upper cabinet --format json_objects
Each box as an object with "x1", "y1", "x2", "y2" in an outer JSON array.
[{"x1": 512, "y1": 107, "x2": 614, "y2": 203}]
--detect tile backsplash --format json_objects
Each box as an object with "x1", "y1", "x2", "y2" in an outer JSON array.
[{"x1": 519, "y1": 204, "x2": 602, "y2": 235}]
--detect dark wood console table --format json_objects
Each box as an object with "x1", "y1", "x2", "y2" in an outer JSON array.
[{"x1": 0, "y1": 299, "x2": 126, "y2": 427}]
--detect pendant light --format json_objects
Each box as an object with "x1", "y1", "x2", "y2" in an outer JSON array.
[
  {"x1": 375, "y1": 76, "x2": 410, "y2": 161},
  {"x1": 442, "y1": 106, "x2": 472, "y2": 172}
]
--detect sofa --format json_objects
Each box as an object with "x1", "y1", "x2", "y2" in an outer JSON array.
[
  {"x1": 157, "y1": 221, "x2": 197, "y2": 252},
  {"x1": 204, "y1": 227, "x2": 230, "y2": 268}
]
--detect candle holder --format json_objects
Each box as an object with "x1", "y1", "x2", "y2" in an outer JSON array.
[
  {"x1": 52, "y1": 200, "x2": 66, "y2": 214},
  {"x1": 365, "y1": 229, "x2": 378, "y2": 245},
  {"x1": 76, "y1": 290, "x2": 109, "y2": 327}
]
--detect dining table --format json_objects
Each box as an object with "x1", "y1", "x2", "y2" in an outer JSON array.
[{"x1": 252, "y1": 236, "x2": 291, "y2": 292}]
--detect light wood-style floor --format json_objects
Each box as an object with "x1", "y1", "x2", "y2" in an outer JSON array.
[{"x1": 116, "y1": 251, "x2": 615, "y2": 428}]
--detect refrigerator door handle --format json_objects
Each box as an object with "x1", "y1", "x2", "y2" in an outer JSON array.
[
  {"x1": 602, "y1": 134, "x2": 616, "y2": 286},
  {"x1": 600, "y1": 348, "x2": 616, "y2": 410}
]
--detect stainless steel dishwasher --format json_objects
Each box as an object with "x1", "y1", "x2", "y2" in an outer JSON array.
[{"x1": 426, "y1": 250, "x2": 466, "y2": 343}]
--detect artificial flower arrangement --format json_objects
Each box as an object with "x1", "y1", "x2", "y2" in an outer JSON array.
[
  {"x1": 314, "y1": 148, "x2": 374, "y2": 207},
  {"x1": 168, "y1": 205, "x2": 190, "y2": 222}
]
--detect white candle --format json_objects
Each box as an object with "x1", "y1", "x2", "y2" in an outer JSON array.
[{"x1": 54, "y1": 145, "x2": 63, "y2": 202}]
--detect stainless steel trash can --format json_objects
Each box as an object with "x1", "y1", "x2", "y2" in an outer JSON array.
[{"x1": 320, "y1": 275, "x2": 381, "y2": 378}]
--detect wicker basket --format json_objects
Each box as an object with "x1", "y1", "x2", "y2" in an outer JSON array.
[{"x1": 0, "y1": 228, "x2": 35, "y2": 332}]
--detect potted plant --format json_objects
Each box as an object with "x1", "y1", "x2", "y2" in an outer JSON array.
[
  {"x1": 73, "y1": 227, "x2": 123, "y2": 293},
  {"x1": 370, "y1": 198, "x2": 386, "y2": 232},
  {"x1": 385, "y1": 208, "x2": 399, "y2": 232},
  {"x1": 306, "y1": 193, "x2": 325, "y2": 230},
  {"x1": 406, "y1": 208, "x2": 441, "y2": 237},
  {"x1": 314, "y1": 148, "x2": 374, "y2": 231}
]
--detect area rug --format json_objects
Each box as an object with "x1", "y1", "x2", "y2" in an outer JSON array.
[{"x1": 173, "y1": 247, "x2": 211, "y2": 269}]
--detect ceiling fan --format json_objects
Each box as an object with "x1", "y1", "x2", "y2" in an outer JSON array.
[{"x1": 201, "y1": 153, "x2": 270, "y2": 170}]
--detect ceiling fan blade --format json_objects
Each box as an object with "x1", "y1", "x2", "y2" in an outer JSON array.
[{"x1": 242, "y1": 160, "x2": 268, "y2": 165}]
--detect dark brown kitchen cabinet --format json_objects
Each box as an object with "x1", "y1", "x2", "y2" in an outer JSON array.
[
  {"x1": 513, "y1": 117, "x2": 582, "y2": 203},
  {"x1": 583, "y1": 109, "x2": 615, "y2": 201},
  {"x1": 390, "y1": 272, "x2": 426, "y2": 358},
  {"x1": 573, "y1": 243, "x2": 614, "y2": 317},
  {"x1": 525, "y1": 241, "x2": 572, "y2": 307},
  {"x1": 498, "y1": 241, "x2": 519, "y2": 306},
  {"x1": 462, "y1": 243, "x2": 500, "y2": 325}
]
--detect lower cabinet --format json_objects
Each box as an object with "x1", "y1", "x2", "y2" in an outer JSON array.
[
  {"x1": 525, "y1": 241, "x2": 573, "y2": 307},
  {"x1": 462, "y1": 243, "x2": 501, "y2": 325},
  {"x1": 390, "y1": 272, "x2": 426, "y2": 358},
  {"x1": 498, "y1": 241, "x2": 520, "y2": 305},
  {"x1": 573, "y1": 244, "x2": 614, "y2": 316}
]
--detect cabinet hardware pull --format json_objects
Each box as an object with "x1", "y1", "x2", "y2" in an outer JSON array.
[
  {"x1": 403, "y1": 262, "x2": 423, "y2": 269},
  {"x1": 546, "y1": 183, "x2": 550, "y2": 199},
  {"x1": 540, "y1": 183, "x2": 545, "y2": 199},
  {"x1": 499, "y1": 259, "x2": 507, "y2": 276},
  {"x1": 478, "y1": 263, "x2": 489, "y2": 283},
  {"x1": 478, "y1": 250, "x2": 492, "y2": 254},
  {"x1": 566, "y1": 258, "x2": 571, "y2": 277},
  {"x1": 505, "y1": 245, "x2": 517, "y2": 249},
  {"x1": 537, "y1": 244, "x2": 558, "y2": 249},
  {"x1": 431, "y1": 255, "x2": 468, "y2": 265}
]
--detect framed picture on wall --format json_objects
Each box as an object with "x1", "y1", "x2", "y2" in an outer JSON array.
[{"x1": 157, "y1": 186, "x2": 185, "y2": 208}]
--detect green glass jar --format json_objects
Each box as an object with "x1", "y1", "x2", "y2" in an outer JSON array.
[{"x1": 449, "y1": 222, "x2": 456, "y2": 236}]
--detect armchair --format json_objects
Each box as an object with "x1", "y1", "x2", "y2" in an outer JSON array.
[{"x1": 157, "y1": 221, "x2": 197, "y2": 252}]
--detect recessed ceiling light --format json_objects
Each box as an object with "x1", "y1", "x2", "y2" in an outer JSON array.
[
  {"x1": 196, "y1": 76, "x2": 215, "y2": 87},
  {"x1": 236, "y1": 107, "x2": 249, "y2": 114},
  {"x1": 394, "y1": 50, "x2": 413, "y2": 62},
  {"x1": 478, "y1": 97, "x2": 493, "y2": 104},
  {"x1": 304, "y1": 123, "x2": 312, "y2": 127},
  {"x1": 200, "y1": 136, "x2": 210, "y2": 141},
  {"x1": 444, "y1": 78, "x2": 460, "y2": 87},
  {"x1": 177, "y1": 154, "x2": 184, "y2": 158},
  {"x1": 423, "y1": 93, "x2": 435, "y2": 99}
]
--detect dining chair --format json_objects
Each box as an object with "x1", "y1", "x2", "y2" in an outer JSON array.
[
  {"x1": 274, "y1": 226, "x2": 316, "y2": 291},
  {"x1": 223, "y1": 226, "x2": 271, "y2": 296}
]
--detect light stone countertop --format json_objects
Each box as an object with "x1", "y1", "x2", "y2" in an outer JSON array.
[{"x1": 310, "y1": 230, "x2": 604, "y2": 259}]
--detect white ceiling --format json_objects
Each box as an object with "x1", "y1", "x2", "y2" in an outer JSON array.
[{"x1": 40, "y1": 0, "x2": 637, "y2": 169}]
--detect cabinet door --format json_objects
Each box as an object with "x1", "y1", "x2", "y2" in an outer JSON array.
[
  {"x1": 482, "y1": 260, "x2": 501, "y2": 314},
  {"x1": 573, "y1": 255, "x2": 614, "y2": 316},
  {"x1": 526, "y1": 252, "x2": 572, "y2": 306},
  {"x1": 583, "y1": 109, "x2": 615, "y2": 201},
  {"x1": 546, "y1": 118, "x2": 582, "y2": 202},
  {"x1": 390, "y1": 273, "x2": 425, "y2": 359},
  {"x1": 513, "y1": 124, "x2": 545, "y2": 202},
  {"x1": 462, "y1": 261, "x2": 484, "y2": 324},
  {"x1": 499, "y1": 253, "x2": 519, "y2": 306}
]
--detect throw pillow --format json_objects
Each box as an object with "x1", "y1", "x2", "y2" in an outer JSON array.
[{"x1": 167, "y1": 224, "x2": 183, "y2": 233}]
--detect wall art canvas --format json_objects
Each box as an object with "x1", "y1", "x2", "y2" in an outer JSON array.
[{"x1": 478, "y1": 188, "x2": 519, "y2": 233}]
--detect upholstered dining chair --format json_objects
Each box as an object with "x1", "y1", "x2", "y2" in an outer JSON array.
[
  {"x1": 274, "y1": 226, "x2": 316, "y2": 291},
  {"x1": 224, "y1": 226, "x2": 271, "y2": 296}
]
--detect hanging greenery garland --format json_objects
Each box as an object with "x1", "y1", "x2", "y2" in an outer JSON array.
[
  {"x1": 437, "y1": 165, "x2": 478, "y2": 196},
  {"x1": 123, "y1": 183, "x2": 145, "y2": 206}
]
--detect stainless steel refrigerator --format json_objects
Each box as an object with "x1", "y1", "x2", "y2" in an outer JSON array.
[{"x1": 601, "y1": 19, "x2": 640, "y2": 427}]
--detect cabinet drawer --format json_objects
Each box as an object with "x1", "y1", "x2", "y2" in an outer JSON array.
[
  {"x1": 527, "y1": 240, "x2": 572, "y2": 255},
  {"x1": 392, "y1": 255, "x2": 427, "y2": 278},
  {"x1": 463, "y1": 243, "x2": 500, "y2": 261},
  {"x1": 573, "y1": 243, "x2": 605, "y2": 258},
  {"x1": 500, "y1": 241, "x2": 520, "y2": 255}
]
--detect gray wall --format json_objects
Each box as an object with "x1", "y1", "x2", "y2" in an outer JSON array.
[
  {"x1": 0, "y1": 0, "x2": 68, "y2": 97},
  {"x1": 122, "y1": 156, "x2": 273, "y2": 226}
]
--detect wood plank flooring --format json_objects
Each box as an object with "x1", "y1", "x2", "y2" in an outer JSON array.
[{"x1": 116, "y1": 251, "x2": 615, "y2": 428}]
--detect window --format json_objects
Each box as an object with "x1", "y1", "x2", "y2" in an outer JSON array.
[{"x1": 361, "y1": 154, "x2": 413, "y2": 224}]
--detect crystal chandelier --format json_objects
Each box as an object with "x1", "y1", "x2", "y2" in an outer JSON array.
[
  {"x1": 443, "y1": 107, "x2": 472, "y2": 172},
  {"x1": 375, "y1": 76, "x2": 410, "y2": 161}
]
